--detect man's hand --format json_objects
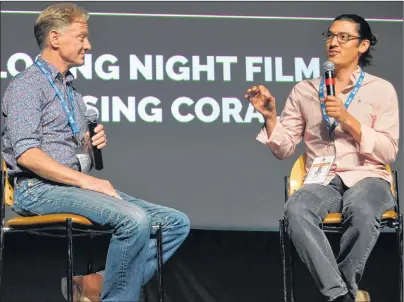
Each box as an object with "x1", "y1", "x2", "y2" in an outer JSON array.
[
  {"x1": 322, "y1": 96, "x2": 362, "y2": 143},
  {"x1": 17, "y1": 148, "x2": 122, "y2": 197},
  {"x1": 245, "y1": 84, "x2": 278, "y2": 138},
  {"x1": 322, "y1": 96, "x2": 350, "y2": 124},
  {"x1": 244, "y1": 85, "x2": 277, "y2": 120},
  {"x1": 86, "y1": 124, "x2": 107, "y2": 149},
  {"x1": 80, "y1": 176, "x2": 122, "y2": 199}
]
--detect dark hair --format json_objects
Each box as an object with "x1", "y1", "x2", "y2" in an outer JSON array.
[{"x1": 332, "y1": 14, "x2": 378, "y2": 67}]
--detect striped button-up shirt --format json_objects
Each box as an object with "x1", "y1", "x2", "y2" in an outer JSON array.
[{"x1": 256, "y1": 67, "x2": 399, "y2": 187}]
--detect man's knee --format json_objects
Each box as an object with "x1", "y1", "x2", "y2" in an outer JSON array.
[
  {"x1": 179, "y1": 212, "x2": 191, "y2": 235},
  {"x1": 165, "y1": 210, "x2": 191, "y2": 237},
  {"x1": 120, "y1": 207, "x2": 152, "y2": 237},
  {"x1": 284, "y1": 186, "x2": 322, "y2": 227}
]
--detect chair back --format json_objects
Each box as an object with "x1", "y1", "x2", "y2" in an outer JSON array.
[
  {"x1": 2, "y1": 160, "x2": 15, "y2": 206},
  {"x1": 287, "y1": 154, "x2": 396, "y2": 199},
  {"x1": 287, "y1": 154, "x2": 307, "y2": 198}
]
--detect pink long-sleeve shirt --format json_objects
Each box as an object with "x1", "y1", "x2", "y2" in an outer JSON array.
[{"x1": 256, "y1": 67, "x2": 400, "y2": 187}]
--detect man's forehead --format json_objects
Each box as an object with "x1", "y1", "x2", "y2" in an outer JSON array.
[
  {"x1": 329, "y1": 20, "x2": 357, "y2": 33},
  {"x1": 70, "y1": 19, "x2": 88, "y2": 31}
]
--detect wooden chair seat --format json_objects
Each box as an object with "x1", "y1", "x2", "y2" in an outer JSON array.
[
  {"x1": 5, "y1": 213, "x2": 93, "y2": 227},
  {"x1": 323, "y1": 210, "x2": 398, "y2": 225}
]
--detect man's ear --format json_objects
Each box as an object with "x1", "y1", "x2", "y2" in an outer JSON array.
[
  {"x1": 48, "y1": 30, "x2": 60, "y2": 49},
  {"x1": 358, "y1": 39, "x2": 370, "y2": 55}
]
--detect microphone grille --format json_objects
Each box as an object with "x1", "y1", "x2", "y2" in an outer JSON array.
[
  {"x1": 323, "y1": 61, "x2": 335, "y2": 72},
  {"x1": 85, "y1": 108, "x2": 98, "y2": 122}
]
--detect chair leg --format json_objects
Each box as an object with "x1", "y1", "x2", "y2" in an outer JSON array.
[
  {"x1": 156, "y1": 222, "x2": 164, "y2": 302},
  {"x1": 66, "y1": 218, "x2": 73, "y2": 302},
  {"x1": 280, "y1": 218, "x2": 294, "y2": 302},
  {"x1": 280, "y1": 219, "x2": 288, "y2": 302},
  {"x1": 287, "y1": 226, "x2": 295, "y2": 302},
  {"x1": 397, "y1": 215, "x2": 403, "y2": 302},
  {"x1": 0, "y1": 225, "x2": 4, "y2": 296},
  {"x1": 86, "y1": 235, "x2": 94, "y2": 275}
]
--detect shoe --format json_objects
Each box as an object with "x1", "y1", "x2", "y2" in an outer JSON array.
[
  {"x1": 356, "y1": 290, "x2": 371, "y2": 302},
  {"x1": 61, "y1": 274, "x2": 103, "y2": 302},
  {"x1": 61, "y1": 276, "x2": 89, "y2": 302}
]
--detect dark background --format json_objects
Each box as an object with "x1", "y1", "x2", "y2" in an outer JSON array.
[{"x1": 1, "y1": 1, "x2": 402, "y2": 231}]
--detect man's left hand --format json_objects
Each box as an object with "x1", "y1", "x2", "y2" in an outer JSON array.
[{"x1": 86, "y1": 124, "x2": 107, "y2": 149}]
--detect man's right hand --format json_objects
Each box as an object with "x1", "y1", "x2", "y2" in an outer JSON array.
[
  {"x1": 244, "y1": 85, "x2": 277, "y2": 120},
  {"x1": 80, "y1": 177, "x2": 122, "y2": 199},
  {"x1": 17, "y1": 148, "x2": 123, "y2": 199}
]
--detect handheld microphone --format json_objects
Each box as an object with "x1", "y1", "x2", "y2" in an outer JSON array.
[
  {"x1": 85, "y1": 109, "x2": 103, "y2": 170},
  {"x1": 323, "y1": 61, "x2": 336, "y2": 97}
]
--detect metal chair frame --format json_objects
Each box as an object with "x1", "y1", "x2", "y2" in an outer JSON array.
[
  {"x1": 0, "y1": 165, "x2": 165, "y2": 302},
  {"x1": 279, "y1": 158, "x2": 403, "y2": 302}
]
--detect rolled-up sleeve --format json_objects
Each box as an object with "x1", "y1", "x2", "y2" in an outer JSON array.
[
  {"x1": 256, "y1": 85, "x2": 305, "y2": 159},
  {"x1": 358, "y1": 82, "x2": 399, "y2": 164},
  {"x1": 3, "y1": 77, "x2": 42, "y2": 158}
]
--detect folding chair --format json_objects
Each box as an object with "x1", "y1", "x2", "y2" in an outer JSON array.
[
  {"x1": 279, "y1": 154, "x2": 403, "y2": 302},
  {"x1": 0, "y1": 160, "x2": 165, "y2": 302}
]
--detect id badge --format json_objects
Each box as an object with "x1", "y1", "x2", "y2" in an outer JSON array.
[
  {"x1": 74, "y1": 134, "x2": 92, "y2": 174},
  {"x1": 304, "y1": 156, "x2": 335, "y2": 185}
]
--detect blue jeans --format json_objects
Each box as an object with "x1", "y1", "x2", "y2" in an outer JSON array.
[
  {"x1": 12, "y1": 178, "x2": 190, "y2": 302},
  {"x1": 284, "y1": 176, "x2": 395, "y2": 301}
]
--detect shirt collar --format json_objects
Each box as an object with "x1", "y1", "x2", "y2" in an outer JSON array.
[
  {"x1": 36, "y1": 57, "x2": 75, "y2": 83},
  {"x1": 349, "y1": 66, "x2": 363, "y2": 85},
  {"x1": 313, "y1": 65, "x2": 364, "y2": 93}
]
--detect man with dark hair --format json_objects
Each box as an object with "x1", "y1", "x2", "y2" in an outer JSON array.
[
  {"x1": 245, "y1": 14, "x2": 399, "y2": 302},
  {"x1": 2, "y1": 3, "x2": 190, "y2": 301}
]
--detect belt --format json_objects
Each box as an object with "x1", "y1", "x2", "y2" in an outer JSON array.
[
  {"x1": 13, "y1": 163, "x2": 81, "y2": 185},
  {"x1": 14, "y1": 173, "x2": 37, "y2": 185}
]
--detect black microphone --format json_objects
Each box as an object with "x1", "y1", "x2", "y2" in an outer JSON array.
[
  {"x1": 323, "y1": 61, "x2": 336, "y2": 97},
  {"x1": 85, "y1": 109, "x2": 103, "y2": 170}
]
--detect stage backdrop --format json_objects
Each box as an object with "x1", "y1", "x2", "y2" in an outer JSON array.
[{"x1": 1, "y1": 2, "x2": 403, "y2": 231}]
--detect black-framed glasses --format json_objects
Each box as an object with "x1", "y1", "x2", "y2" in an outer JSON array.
[{"x1": 322, "y1": 31, "x2": 362, "y2": 43}]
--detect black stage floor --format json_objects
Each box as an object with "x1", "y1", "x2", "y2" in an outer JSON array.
[{"x1": 0, "y1": 229, "x2": 400, "y2": 302}]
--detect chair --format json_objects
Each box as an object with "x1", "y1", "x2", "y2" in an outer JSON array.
[
  {"x1": 0, "y1": 160, "x2": 165, "y2": 302},
  {"x1": 279, "y1": 154, "x2": 403, "y2": 302}
]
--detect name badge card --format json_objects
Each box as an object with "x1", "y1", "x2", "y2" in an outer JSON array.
[{"x1": 304, "y1": 156, "x2": 335, "y2": 185}]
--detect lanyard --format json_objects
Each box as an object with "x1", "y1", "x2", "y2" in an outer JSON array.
[
  {"x1": 319, "y1": 71, "x2": 365, "y2": 137},
  {"x1": 35, "y1": 59, "x2": 79, "y2": 135}
]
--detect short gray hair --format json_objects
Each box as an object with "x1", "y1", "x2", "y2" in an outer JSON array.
[{"x1": 34, "y1": 3, "x2": 89, "y2": 50}]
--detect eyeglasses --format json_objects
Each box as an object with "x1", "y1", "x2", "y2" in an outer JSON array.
[{"x1": 322, "y1": 31, "x2": 362, "y2": 43}]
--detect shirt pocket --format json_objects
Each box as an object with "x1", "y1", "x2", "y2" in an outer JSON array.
[
  {"x1": 302, "y1": 97, "x2": 324, "y2": 127},
  {"x1": 348, "y1": 98, "x2": 376, "y2": 128}
]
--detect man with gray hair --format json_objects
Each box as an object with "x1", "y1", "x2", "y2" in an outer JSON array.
[{"x1": 1, "y1": 3, "x2": 190, "y2": 301}]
